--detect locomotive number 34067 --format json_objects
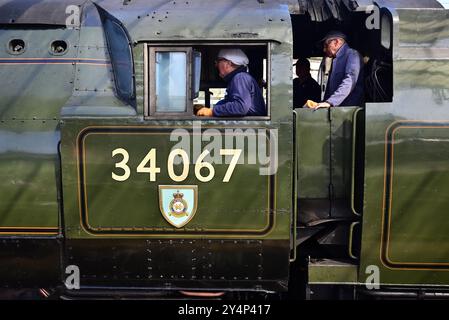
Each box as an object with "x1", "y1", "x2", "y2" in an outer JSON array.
[{"x1": 111, "y1": 148, "x2": 242, "y2": 183}]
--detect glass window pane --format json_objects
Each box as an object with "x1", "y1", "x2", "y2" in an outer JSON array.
[
  {"x1": 104, "y1": 19, "x2": 134, "y2": 101},
  {"x1": 155, "y1": 52, "x2": 187, "y2": 112},
  {"x1": 381, "y1": 14, "x2": 391, "y2": 50},
  {"x1": 192, "y1": 51, "x2": 202, "y2": 99}
]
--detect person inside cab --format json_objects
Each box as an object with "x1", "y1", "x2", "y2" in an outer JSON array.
[
  {"x1": 312, "y1": 31, "x2": 364, "y2": 109},
  {"x1": 196, "y1": 49, "x2": 266, "y2": 117},
  {"x1": 293, "y1": 57, "x2": 321, "y2": 108}
]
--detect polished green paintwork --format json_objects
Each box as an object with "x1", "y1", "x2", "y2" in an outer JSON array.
[
  {"x1": 103, "y1": 0, "x2": 292, "y2": 44},
  {"x1": 0, "y1": 121, "x2": 60, "y2": 228},
  {"x1": 0, "y1": 29, "x2": 77, "y2": 120},
  {"x1": 388, "y1": 127, "x2": 449, "y2": 264},
  {"x1": 308, "y1": 260, "x2": 358, "y2": 284},
  {"x1": 359, "y1": 7, "x2": 449, "y2": 285},
  {"x1": 296, "y1": 107, "x2": 359, "y2": 201},
  {"x1": 62, "y1": 123, "x2": 275, "y2": 235},
  {"x1": 0, "y1": 2, "x2": 120, "y2": 234},
  {"x1": 296, "y1": 109, "x2": 330, "y2": 199},
  {"x1": 330, "y1": 108, "x2": 358, "y2": 200}
]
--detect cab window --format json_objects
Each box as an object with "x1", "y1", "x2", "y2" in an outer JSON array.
[
  {"x1": 148, "y1": 47, "x2": 192, "y2": 116},
  {"x1": 145, "y1": 44, "x2": 269, "y2": 119},
  {"x1": 155, "y1": 50, "x2": 187, "y2": 113}
]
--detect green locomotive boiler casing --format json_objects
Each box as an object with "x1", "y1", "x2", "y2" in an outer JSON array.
[{"x1": 0, "y1": 0, "x2": 447, "y2": 299}]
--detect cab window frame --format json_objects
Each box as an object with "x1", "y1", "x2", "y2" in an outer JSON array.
[
  {"x1": 144, "y1": 42, "x2": 271, "y2": 120},
  {"x1": 98, "y1": 6, "x2": 136, "y2": 105},
  {"x1": 147, "y1": 46, "x2": 193, "y2": 117}
]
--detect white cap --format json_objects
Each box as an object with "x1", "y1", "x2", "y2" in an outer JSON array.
[{"x1": 217, "y1": 49, "x2": 249, "y2": 66}]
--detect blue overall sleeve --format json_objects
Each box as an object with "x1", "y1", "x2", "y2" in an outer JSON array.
[
  {"x1": 326, "y1": 50, "x2": 362, "y2": 107},
  {"x1": 212, "y1": 73, "x2": 253, "y2": 117}
]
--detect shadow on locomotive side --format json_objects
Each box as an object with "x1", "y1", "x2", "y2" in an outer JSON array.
[{"x1": 0, "y1": 0, "x2": 448, "y2": 300}]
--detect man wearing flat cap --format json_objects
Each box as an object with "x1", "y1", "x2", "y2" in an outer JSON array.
[
  {"x1": 314, "y1": 31, "x2": 364, "y2": 109},
  {"x1": 196, "y1": 48, "x2": 266, "y2": 117}
]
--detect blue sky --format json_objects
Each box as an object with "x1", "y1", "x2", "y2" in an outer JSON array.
[{"x1": 438, "y1": 0, "x2": 449, "y2": 8}]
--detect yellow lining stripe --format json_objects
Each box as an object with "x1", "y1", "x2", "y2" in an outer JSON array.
[
  {"x1": 381, "y1": 120, "x2": 449, "y2": 270},
  {"x1": 75, "y1": 125, "x2": 276, "y2": 237}
]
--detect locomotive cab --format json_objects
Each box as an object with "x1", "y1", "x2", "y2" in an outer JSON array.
[{"x1": 291, "y1": 0, "x2": 393, "y2": 260}]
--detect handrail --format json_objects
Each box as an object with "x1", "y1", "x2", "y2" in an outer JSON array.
[
  {"x1": 350, "y1": 108, "x2": 363, "y2": 217},
  {"x1": 348, "y1": 221, "x2": 360, "y2": 260},
  {"x1": 290, "y1": 110, "x2": 298, "y2": 262}
]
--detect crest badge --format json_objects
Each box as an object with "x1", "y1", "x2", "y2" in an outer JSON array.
[{"x1": 158, "y1": 185, "x2": 198, "y2": 228}]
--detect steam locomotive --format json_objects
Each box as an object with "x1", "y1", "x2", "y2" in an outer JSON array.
[{"x1": 0, "y1": 0, "x2": 448, "y2": 299}]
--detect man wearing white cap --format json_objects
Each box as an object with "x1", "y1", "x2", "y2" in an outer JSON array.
[{"x1": 196, "y1": 48, "x2": 266, "y2": 117}]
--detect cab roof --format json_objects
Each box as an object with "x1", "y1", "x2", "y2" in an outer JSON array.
[
  {"x1": 0, "y1": 0, "x2": 444, "y2": 42},
  {"x1": 0, "y1": 0, "x2": 292, "y2": 43},
  {"x1": 0, "y1": 0, "x2": 444, "y2": 26}
]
